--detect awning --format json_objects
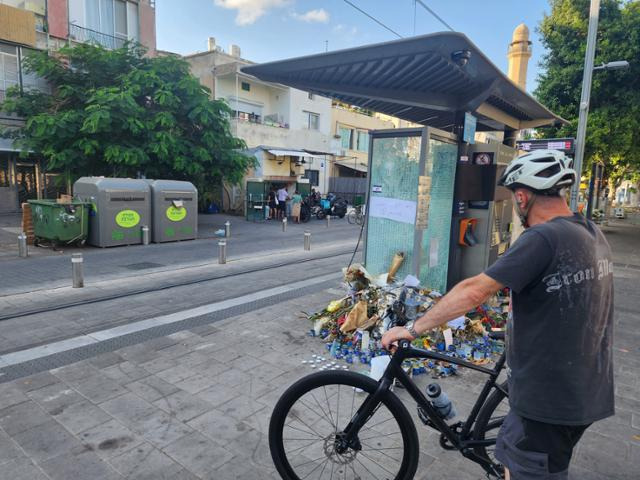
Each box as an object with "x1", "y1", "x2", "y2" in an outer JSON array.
[
  {"x1": 0, "y1": 138, "x2": 21, "y2": 152},
  {"x1": 242, "y1": 32, "x2": 567, "y2": 132},
  {"x1": 267, "y1": 149, "x2": 315, "y2": 158},
  {"x1": 335, "y1": 159, "x2": 368, "y2": 173}
]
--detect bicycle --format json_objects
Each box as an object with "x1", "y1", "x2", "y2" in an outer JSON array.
[
  {"x1": 347, "y1": 205, "x2": 365, "y2": 225},
  {"x1": 269, "y1": 332, "x2": 508, "y2": 479}
]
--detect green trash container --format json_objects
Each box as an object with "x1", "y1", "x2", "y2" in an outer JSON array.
[{"x1": 28, "y1": 199, "x2": 89, "y2": 246}]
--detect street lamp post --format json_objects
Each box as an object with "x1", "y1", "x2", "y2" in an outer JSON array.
[
  {"x1": 570, "y1": 0, "x2": 600, "y2": 212},
  {"x1": 570, "y1": 1, "x2": 630, "y2": 214}
]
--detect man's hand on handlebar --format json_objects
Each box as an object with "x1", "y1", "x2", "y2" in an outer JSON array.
[{"x1": 381, "y1": 326, "x2": 416, "y2": 351}]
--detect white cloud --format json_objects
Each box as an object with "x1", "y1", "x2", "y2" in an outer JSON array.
[
  {"x1": 214, "y1": 0, "x2": 288, "y2": 26},
  {"x1": 333, "y1": 23, "x2": 358, "y2": 36},
  {"x1": 292, "y1": 8, "x2": 330, "y2": 23}
]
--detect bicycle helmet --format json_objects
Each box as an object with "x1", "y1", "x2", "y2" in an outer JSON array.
[{"x1": 498, "y1": 149, "x2": 576, "y2": 195}]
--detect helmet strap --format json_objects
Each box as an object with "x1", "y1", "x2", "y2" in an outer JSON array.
[{"x1": 516, "y1": 193, "x2": 537, "y2": 228}]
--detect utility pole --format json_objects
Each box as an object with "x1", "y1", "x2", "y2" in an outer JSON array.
[{"x1": 570, "y1": 0, "x2": 600, "y2": 212}]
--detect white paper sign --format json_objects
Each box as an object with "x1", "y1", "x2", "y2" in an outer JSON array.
[
  {"x1": 429, "y1": 238, "x2": 439, "y2": 267},
  {"x1": 448, "y1": 316, "x2": 466, "y2": 330},
  {"x1": 369, "y1": 196, "x2": 417, "y2": 225},
  {"x1": 443, "y1": 328, "x2": 453, "y2": 349}
]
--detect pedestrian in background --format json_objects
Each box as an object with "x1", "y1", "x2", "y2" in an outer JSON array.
[
  {"x1": 277, "y1": 185, "x2": 289, "y2": 220},
  {"x1": 267, "y1": 187, "x2": 277, "y2": 220},
  {"x1": 291, "y1": 190, "x2": 302, "y2": 223}
]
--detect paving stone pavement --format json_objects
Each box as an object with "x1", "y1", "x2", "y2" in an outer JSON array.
[{"x1": 0, "y1": 224, "x2": 637, "y2": 479}]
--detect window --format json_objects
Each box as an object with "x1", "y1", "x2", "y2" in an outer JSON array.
[
  {"x1": 304, "y1": 169, "x2": 319, "y2": 186},
  {"x1": 303, "y1": 111, "x2": 320, "y2": 130},
  {"x1": 0, "y1": 44, "x2": 18, "y2": 96},
  {"x1": 241, "y1": 82, "x2": 250, "y2": 92},
  {"x1": 356, "y1": 130, "x2": 369, "y2": 152},
  {"x1": 115, "y1": 0, "x2": 127, "y2": 39},
  {"x1": 338, "y1": 125, "x2": 353, "y2": 150},
  {"x1": 70, "y1": 0, "x2": 139, "y2": 47}
]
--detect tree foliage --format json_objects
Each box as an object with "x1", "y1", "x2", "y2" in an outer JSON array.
[
  {"x1": 2, "y1": 43, "x2": 254, "y2": 200},
  {"x1": 535, "y1": 0, "x2": 640, "y2": 188}
]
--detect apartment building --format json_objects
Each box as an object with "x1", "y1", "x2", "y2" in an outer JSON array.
[
  {"x1": 185, "y1": 38, "x2": 334, "y2": 211},
  {"x1": 0, "y1": 0, "x2": 156, "y2": 212}
]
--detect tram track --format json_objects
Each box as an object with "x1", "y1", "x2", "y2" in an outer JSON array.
[{"x1": 0, "y1": 247, "x2": 359, "y2": 322}]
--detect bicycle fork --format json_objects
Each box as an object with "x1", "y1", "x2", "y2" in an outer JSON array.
[{"x1": 336, "y1": 377, "x2": 394, "y2": 453}]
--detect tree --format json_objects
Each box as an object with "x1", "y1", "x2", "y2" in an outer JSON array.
[
  {"x1": 1, "y1": 43, "x2": 255, "y2": 205},
  {"x1": 535, "y1": 0, "x2": 640, "y2": 195}
]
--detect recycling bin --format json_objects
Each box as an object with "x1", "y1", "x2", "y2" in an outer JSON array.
[
  {"x1": 147, "y1": 180, "x2": 198, "y2": 242},
  {"x1": 28, "y1": 199, "x2": 89, "y2": 246},
  {"x1": 73, "y1": 177, "x2": 151, "y2": 247}
]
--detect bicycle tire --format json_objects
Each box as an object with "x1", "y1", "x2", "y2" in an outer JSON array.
[
  {"x1": 347, "y1": 212, "x2": 357, "y2": 224},
  {"x1": 472, "y1": 381, "x2": 508, "y2": 476},
  {"x1": 269, "y1": 371, "x2": 419, "y2": 480}
]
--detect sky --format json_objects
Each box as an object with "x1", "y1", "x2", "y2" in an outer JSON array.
[{"x1": 156, "y1": 0, "x2": 553, "y2": 93}]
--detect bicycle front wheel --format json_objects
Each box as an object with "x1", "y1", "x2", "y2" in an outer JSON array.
[
  {"x1": 269, "y1": 371, "x2": 419, "y2": 480},
  {"x1": 347, "y1": 211, "x2": 357, "y2": 224}
]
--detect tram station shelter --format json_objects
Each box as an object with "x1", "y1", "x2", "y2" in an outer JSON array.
[{"x1": 243, "y1": 32, "x2": 567, "y2": 290}]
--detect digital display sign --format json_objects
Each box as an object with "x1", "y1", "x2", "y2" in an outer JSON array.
[{"x1": 516, "y1": 138, "x2": 575, "y2": 154}]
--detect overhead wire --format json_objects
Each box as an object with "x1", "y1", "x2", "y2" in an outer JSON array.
[
  {"x1": 341, "y1": 0, "x2": 403, "y2": 39},
  {"x1": 415, "y1": 0, "x2": 455, "y2": 31}
]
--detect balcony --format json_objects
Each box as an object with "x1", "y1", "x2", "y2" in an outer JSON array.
[{"x1": 69, "y1": 24, "x2": 126, "y2": 50}]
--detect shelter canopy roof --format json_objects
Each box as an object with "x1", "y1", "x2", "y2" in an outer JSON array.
[{"x1": 243, "y1": 32, "x2": 567, "y2": 132}]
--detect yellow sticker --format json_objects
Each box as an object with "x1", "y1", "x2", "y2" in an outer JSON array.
[
  {"x1": 115, "y1": 210, "x2": 140, "y2": 228},
  {"x1": 166, "y1": 206, "x2": 187, "y2": 222}
]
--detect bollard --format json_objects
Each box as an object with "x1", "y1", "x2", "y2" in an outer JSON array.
[
  {"x1": 218, "y1": 239, "x2": 227, "y2": 264},
  {"x1": 282, "y1": 217, "x2": 287, "y2": 232},
  {"x1": 18, "y1": 232, "x2": 28, "y2": 258},
  {"x1": 224, "y1": 221, "x2": 231, "y2": 238},
  {"x1": 141, "y1": 225, "x2": 150, "y2": 245},
  {"x1": 304, "y1": 230, "x2": 311, "y2": 251},
  {"x1": 326, "y1": 215, "x2": 330, "y2": 228},
  {"x1": 71, "y1": 253, "x2": 84, "y2": 288}
]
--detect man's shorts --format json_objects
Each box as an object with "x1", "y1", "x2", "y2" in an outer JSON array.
[{"x1": 495, "y1": 410, "x2": 590, "y2": 479}]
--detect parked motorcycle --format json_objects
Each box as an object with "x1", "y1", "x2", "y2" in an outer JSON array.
[{"x1": 316, "y1": 193, "x2": 347, "y2": 219}]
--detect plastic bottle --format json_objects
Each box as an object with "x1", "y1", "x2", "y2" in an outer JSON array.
[{"x1": 426, "y1": 383, "x2": 457, "y2": 420}]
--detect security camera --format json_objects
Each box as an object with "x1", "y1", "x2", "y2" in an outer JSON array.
[{"x1": 451, "y1": 50, "x2": 471, "y2": 67}]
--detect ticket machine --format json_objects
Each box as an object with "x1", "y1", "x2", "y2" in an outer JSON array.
[{"x1": 448, "y1": 143, "x2": 516, "y2": 285}]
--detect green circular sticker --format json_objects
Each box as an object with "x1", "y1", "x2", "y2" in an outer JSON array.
[
  {"x1": 115, "y1": 210, "x2": 140, "y2": 228},
  {"x1": 166, "y1": 206, "x2": 187, "y2": 222}
]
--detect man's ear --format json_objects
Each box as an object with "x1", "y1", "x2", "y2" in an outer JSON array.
[{"x1": 514, "y1": 188, "x2": 527, "y2": 207}]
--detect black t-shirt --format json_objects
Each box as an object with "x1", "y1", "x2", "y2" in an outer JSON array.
[{"x1": 485, "y1": 214, "x2": 614, "y2": 425}]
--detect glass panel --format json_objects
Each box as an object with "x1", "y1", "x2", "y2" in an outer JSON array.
[
  {"x1": 309, "y1": 113, "x2": 319, "y2": 130},
  {"x1": 339, "y1": 126, "x2": 351, "y2": 149},
  {"x1": 114, "y1": 0, "x2": 127, "y2": 35},
  {"x1": 127, "y1": 1, "x2": 139, "y2": 41},
  {"x1": 418, "y1": 138, "x2": 457, "y2": 292},
  {"x1": 0, "y1": 154, "x2": 10, "y2": 187},
  {"x1": 365, "y1": 134, "x2": 421, "y2": 281},
  {"x1": 357, "y1": 131, "x2": 369, "y2": 152},
  {"x1": 100, "y1": 0, "x2": 115, "y2": 36},
  {"x1": 86, "y1": 0, "x2": 100, "y2": 31}
]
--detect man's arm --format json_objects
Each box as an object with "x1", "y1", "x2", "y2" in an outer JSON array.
[{"x1": 381, "y1": 273, "x2": 505, "y2": 349}]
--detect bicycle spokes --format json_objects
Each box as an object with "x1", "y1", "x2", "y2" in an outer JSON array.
[{"x1": 282, "y1": 384, "x2": 405, "y2": 479}]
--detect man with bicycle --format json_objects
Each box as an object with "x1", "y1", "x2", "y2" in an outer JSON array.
[{"x1": 382, "y1": 150, "x2": 614, "y2": 479}]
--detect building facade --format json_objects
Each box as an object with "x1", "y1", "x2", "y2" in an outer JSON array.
[
  {"x1": 185, "y1": 38, "x2": 334, "y2": 212},
  {"x1": 0, "y1": 0, "x2": 156, "y2": 212}
]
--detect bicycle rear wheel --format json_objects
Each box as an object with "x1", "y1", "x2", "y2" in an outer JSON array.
[
  {"x1": 269, "y1": 371, "x2": 419, "y2": 480},
  {"x1": 472, "y1": 382, "x2": 508, "y2": 477}
]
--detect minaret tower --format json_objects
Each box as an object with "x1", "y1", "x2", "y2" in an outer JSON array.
[{"x1": 507, "y1": 23, "x2": 532, "y2": 90}]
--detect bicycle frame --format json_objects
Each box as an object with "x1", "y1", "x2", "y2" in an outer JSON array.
[{"x1": 342, "y1": 340, "x2": 507, "y2": 474}]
